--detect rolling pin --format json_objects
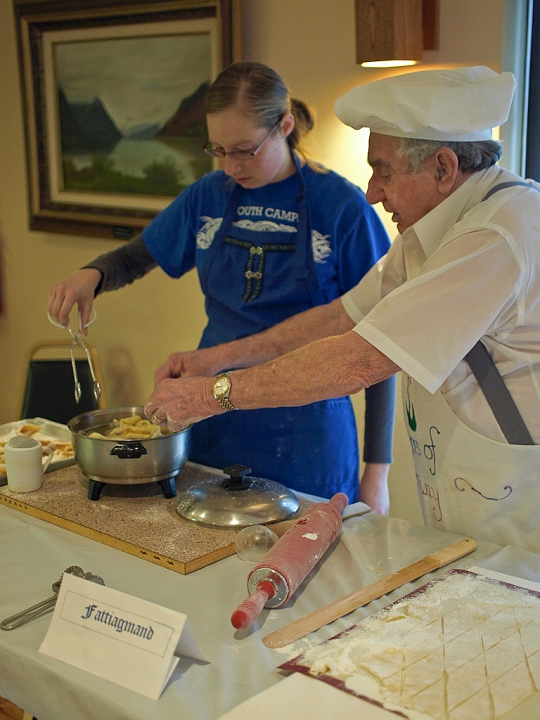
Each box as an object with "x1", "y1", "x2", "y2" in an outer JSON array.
[{"x1": 231, "y1": 492, "x2": 348, "y2": 630}]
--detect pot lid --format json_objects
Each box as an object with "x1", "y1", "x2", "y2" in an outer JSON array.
[{"x1": 175, "y1": 464, "x2": 299, "y2": 528}]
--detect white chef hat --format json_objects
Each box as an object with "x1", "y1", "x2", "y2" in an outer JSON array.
[{"x1": 334, "y1": 66, "x2": 516, "y2": 142}]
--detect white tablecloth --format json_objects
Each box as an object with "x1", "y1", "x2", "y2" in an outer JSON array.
[{"x1": 1, "y1": 501, "x2": 539, "y2": 720}]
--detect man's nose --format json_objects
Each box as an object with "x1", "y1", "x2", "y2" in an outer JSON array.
[{"x1": 366, "y1": 177, "x2": 384, "y2": 205}]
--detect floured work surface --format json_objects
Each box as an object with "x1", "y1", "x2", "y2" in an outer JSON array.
[
  {"x1": 0, "y1": 463, "x2": 307, "y2": 575},
  {"x1": 281, "y1": 569, "x2": 540, "y2": 720}
]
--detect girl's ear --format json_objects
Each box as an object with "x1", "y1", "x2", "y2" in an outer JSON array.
[{"x1": 280, "y1": 112, "x2": 295, "y2": 139}]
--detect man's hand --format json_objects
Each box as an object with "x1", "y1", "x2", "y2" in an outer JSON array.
[
  {"x1": 153, "y1": 348, "x2": 224, "y2": 386},
  {"x1": 144, "y1": 376, "x2": 224, "y2": 432}
]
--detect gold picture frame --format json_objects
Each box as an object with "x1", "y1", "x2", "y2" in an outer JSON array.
[{"x1": 13, "y1": 0, "x2": 242, "y2": 239}]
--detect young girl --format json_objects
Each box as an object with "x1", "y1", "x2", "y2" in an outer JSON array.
[{"x1": 48, "y1": 62, "x2": 395, "y2": 509}]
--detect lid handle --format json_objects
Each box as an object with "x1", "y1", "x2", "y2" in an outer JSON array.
[{"x1": 221, "y1": 464, "x2": 253, "y2": 491}]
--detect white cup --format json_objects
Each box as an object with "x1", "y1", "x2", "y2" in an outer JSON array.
[{"x1": 5, "y1": 436, "x2": 54, "y2": 492}]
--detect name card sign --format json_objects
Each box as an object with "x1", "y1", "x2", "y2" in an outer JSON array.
[{"x1": 39, "y1": 573, "x2": 208, "y2": 699}]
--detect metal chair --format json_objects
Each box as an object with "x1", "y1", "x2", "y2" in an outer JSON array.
[{"x1": 20, "y1": 339, "x2": 107, "y2": 425}]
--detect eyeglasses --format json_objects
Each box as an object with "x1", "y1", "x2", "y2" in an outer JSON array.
[{"x1": 203, "y1": 119, "x2": 281, "y2": 161}]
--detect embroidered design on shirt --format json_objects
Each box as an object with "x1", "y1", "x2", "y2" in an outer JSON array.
[
  {"x1": 197, "y1": 216, "x2": 223, "y2": 249},
  {"x1": 454, "y1": 477, "x2": 513, "y2": 501},
  {"x1": 223, "y1": 237, "x2": 295, "y2": 302},
  {"x1": 312, "y1": 230, "x2": 332, "y2": 264},
  {"x1": 233, "y1": 219, "x2": 297, "y2": 233}
]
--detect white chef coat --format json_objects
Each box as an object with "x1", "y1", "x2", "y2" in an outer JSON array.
[{"x1": 342, "y1": 164, "x2": 540, "y2": 444}]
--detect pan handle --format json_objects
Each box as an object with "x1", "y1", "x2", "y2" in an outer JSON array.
[{"x1": 110, "y1": 442, "x2": 147, "y2": 459}]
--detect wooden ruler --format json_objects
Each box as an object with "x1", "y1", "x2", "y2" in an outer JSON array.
[{"x1": 263, "y1": 537, "x2": 477, "y2": 648}]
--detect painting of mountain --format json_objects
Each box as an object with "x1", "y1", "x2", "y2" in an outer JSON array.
[
  {"x1": 59, "y1": 88, "x2": 122, "y2": 154},
  {"x1": 156, "y1": 82, "x2": 209, "y2": 138},
  {"x1": 54, "y1": 30, "x2": 213, "y2": 197}
]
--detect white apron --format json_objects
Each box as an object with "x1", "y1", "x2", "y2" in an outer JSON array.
[{"x1": 403, "y1": 375, "x2": 540, "y2": 553}]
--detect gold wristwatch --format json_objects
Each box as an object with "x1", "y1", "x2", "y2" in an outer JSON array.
[{"x1": 212, "y1": 372, "x2": 238, "y2": 412}]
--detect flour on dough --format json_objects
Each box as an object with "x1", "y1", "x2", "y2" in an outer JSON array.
[{"x1": 289, "y1": 571, "x2": 540, "y2": 720}]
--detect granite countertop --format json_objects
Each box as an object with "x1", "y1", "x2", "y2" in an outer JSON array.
[{"x1": 0, "y1": 462, "x2": 306, "y2": 574}]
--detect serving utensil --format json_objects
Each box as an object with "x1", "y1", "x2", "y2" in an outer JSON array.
[
  {"x1": 263, "y1": 537, "x2": 477, "y2": 648},
  {"x1": 1, "y1": 565, "x2": 104, "y2": 631},
  {"x1": 47, "y1": 310, "x2": 101, "y2": 403}
]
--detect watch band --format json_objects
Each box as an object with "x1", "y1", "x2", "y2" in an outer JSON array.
[
  {"x1": 213, "y1": 372, "x2": 238, "y2": 412},
  {"x1": 216, "y1": 395, "x2": 237, "y2": 412}
]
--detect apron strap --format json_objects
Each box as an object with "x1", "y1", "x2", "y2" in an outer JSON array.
[
  {"x1": 482, "y1": 180, "x2": 532, "y2": 202},
  {"x1": 290, "y1": 153, "x2": 325, "y2": 307},
  {"x1": 464, "y1": 341, "x2": 534, "y2": 445},
  {"x1": 464, "y1": 179, "x2": 539, "y2": 445}
]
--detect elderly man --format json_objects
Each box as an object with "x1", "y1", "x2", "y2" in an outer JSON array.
[{"x1": 146, "y1": 66, "x2": 540, "y2": 551}]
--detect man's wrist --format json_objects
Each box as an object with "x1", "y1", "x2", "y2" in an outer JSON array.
[
  {"x1": 211, "y1": 372, "x2": 238, "y2": 412},
  {"x1": 207, "y1": 377, "x2": 226, "y2": 414}
]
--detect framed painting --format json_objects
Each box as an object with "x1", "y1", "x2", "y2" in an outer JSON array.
[{"x1": 13, "y1": 0, "x2": 242, "y2": 239}]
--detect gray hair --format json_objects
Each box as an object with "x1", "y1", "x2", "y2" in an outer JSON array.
[{"x1": 397, "y1": 138, "x2": 503, "y2": 174}]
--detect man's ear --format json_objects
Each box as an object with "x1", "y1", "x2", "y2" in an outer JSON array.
[{"x1": 434, "y1": 148, "x2": 460, "y2": 195}]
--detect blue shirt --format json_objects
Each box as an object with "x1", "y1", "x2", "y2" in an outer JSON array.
[{"x1": 143, "y1": 165, "x2": 391, "y2": 342}]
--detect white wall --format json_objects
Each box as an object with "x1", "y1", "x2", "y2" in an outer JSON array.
[{"x1": 0, "y1": 0, "x2": 506, "y2": 526}]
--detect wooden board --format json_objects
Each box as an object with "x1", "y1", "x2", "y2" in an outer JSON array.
[
  {"x1": 263, "y1": 538, "x2": 476, "y2": 647},
  {"x1": 0, "y1": 463, "x2": 307, "y2": 575}
]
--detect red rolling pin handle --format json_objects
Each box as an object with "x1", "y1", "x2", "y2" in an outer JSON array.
[
  {"x1": 231, "y1": 580, "x2": 275, "y2": 630},
  {"x1": 230, "y1": 493, "x2": 348, "y2": 630},
  {"x1": 328, "y1": 492, "x2": 348, "y2": 514}
]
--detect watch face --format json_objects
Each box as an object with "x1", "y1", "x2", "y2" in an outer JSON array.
[{"x1": 214, "y1": 376, "x2": 230, "y2": 396}]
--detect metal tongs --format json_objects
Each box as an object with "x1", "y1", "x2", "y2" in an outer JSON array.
[{"x1": 47, "y1": 309, "x2": 102, "y2": 404}]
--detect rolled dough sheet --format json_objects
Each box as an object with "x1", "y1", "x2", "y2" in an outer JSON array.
[{"x1": 280, "y1": 567, "x2": 540, "y2": 720}]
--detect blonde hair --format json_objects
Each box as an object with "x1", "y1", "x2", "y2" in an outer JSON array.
[{"x1": 206, "y1": 62, "x2": 322, "y2": 169}]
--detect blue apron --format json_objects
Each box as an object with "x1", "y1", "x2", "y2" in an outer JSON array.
[{"x1": 190, "y1": 156, "x2": 360, "y2": 501}]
